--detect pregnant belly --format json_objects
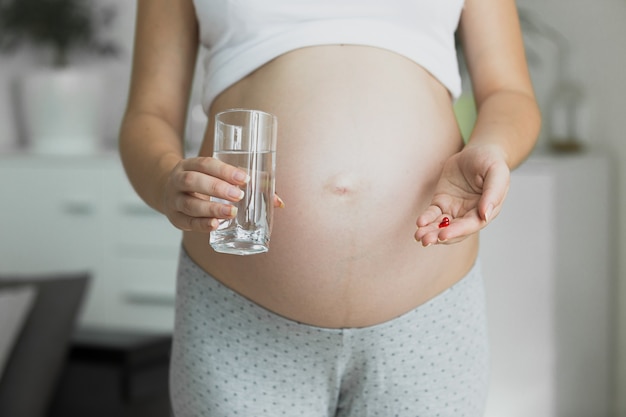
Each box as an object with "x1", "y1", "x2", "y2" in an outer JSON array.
[{"x1": 183, "y1": 45, "x2": 478, "y2": 327}]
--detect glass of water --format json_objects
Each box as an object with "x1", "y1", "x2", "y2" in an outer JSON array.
[{"x1": 209, "y1": 109, "x2": 278, "y2": 255}]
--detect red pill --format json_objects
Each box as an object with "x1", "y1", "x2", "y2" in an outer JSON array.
[{"x1": 438, "y1": 216, "x2": 450, "y2": 228}]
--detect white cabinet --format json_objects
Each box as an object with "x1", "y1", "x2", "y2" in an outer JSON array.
[
  {"x1": 481, "y1": 152, "x2": 614, "y2": 417},
  {"x1": 0, "y1": 154, "x2": 181, "y2": 332}
]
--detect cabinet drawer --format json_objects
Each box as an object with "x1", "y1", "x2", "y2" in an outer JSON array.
[
  {"x1": 112, "y1": 201, "x2": 181, "y2": 248},
  {"x1": 0, "y1": 160, "x2": 105, "y2": 272},
  {"x1": 106, "y1": 255, "x2": 179, "y2": 332},
  {"x1": 105, "y1": 170, "x2": 181, "y2": 247}
]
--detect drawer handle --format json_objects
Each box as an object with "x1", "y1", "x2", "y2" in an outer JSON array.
[
  {"x1": 120, "y1": 202, "x2": 159, "y2": 217},
  {"x1": 61, "y1": 199, "x2": 95, "y2": 215},
  {"x1": 124, "y1": 288, "x2": 175, "y2": 306}
]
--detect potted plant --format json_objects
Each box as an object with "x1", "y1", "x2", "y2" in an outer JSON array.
[{"x1": 0, "y1": 0, "x2": 118, "y2": 154}]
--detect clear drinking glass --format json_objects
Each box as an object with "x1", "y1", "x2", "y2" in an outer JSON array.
[{"x1": 209, "y1": 109, "x2": 278, "y2": 255}]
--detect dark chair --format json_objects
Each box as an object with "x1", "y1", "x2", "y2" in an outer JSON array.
[{"x1": 0, "y1": 272, "x2": 89, "y2": 417}]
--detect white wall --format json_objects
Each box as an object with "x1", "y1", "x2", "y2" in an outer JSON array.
[{"x1": 517, "y1": 1, "x2": 626, "y2": 415}]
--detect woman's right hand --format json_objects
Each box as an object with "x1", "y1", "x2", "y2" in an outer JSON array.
[
  {"x1": 161, "y1": 157, "x2": 284, "y2": 233},
  {"x1": 161, "y1": 156, "x2": 250, "y2": 233}
]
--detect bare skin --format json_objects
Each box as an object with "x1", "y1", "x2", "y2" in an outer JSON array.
[{"x1": 119, "y1": 0, "x2": 540, "y2": 329}]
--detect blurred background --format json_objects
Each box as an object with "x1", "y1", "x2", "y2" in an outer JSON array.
[{"x1": 0, "y1": 0, "x2": 624, "y2": 416}]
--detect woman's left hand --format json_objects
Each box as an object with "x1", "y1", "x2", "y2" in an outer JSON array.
[{"x1": 415, "y1": 144, "x2": 511, "y2": 246}]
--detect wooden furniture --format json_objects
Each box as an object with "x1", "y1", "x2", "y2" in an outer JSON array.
[
  {"x1": 0, "y1": 272, "x2": 89, "y2": 417},
  {"x1": 48, "y1": 328, "x2": 172, "y2": 417}
]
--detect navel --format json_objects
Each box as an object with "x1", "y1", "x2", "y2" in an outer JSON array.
[{"x1": 323, "y1": 172, "x2": 364, "y2": 198}]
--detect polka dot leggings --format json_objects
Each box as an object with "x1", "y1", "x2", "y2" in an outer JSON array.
[{"x1": 170, "y1": 249, "x2": 489, "y2": 417}]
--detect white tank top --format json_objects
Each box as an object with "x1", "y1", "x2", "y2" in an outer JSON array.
[{"x1": 193, "y1": 0, "x2": 465, "y2": 111}]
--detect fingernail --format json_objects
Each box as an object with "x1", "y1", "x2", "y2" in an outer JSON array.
[
  {"x1": 485, "y1": 204, "x2": 494, "y2": 222},
  {"x1": 222, "y1": 205, "x2": 237, "y2": 217},
  {"x1": 228, "y1": 187, "x2": 245, "y2": 199},
  {"x1": 234, "y1": 171, "x2": 250, "y2": 183},
  {"x1": 277, "y1": 195, "x2": 285, "y2": 208}
]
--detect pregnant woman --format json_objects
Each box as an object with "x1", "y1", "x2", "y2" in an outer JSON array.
[{"x1": 119, "y1": 1, "x2": 541, "y2": 416}]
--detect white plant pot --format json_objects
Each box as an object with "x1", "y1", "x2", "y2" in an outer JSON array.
[{"x1": 19, "y1": 68, "x2": 105, "y2": 155}]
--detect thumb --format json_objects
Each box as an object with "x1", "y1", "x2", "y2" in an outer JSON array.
[
  {"x1": 273, "y1": 193, "x2": 285, "y2": 208},
  {"x1": 479, "y1": 162, "x2": 510, "y2": 223}
]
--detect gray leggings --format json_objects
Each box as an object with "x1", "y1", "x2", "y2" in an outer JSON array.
[{"x1": 170, "y1": 249, "x2": 489, "y2": 417}]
